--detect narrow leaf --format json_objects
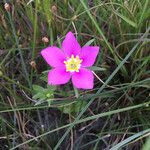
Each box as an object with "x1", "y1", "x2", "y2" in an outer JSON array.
[{"x1": 114, "y1": 11, "x2": 137, "y2": 28}]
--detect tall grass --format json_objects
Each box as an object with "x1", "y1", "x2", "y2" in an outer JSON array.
[{"x1": 0, "y1": 0, "x2": 150, "y2": 149}]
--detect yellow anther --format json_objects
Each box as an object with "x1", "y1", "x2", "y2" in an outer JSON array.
[{"x1": 64, "y1": 55, "x2": 82, "y2": 72}]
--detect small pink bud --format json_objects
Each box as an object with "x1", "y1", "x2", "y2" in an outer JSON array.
[
  {"x1": 4, "y1": 3, "x2": 10, "y2": 11},
  {"x1": 51, "y1": 5, "x2": 57, "y2": 13},
  {"x1": 42, "y1": 37, "x2": 49, "y2": 43},
  {"x1": 30, "y1": 61, "x2": 36, "y2": 69}
]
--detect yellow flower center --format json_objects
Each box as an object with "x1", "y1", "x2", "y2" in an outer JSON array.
[{"x1": 64, "y1": 55, "x2": 83, "y2": 72}]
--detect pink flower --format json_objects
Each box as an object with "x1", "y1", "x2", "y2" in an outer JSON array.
[{"x1": 41, "y1": 32, "x2": 99, "y2": 89}]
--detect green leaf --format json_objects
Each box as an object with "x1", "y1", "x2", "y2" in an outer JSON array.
[
  {"x1": 40, "y1": 76, "x2": 47, "y2": 82},
  {"x1": 73, "y1": 100, "x2": 87, "y2": 113},
  {"x1": 40, "y1": 70, "x2": 49, "y2": 82},
  {"x1": 32, "y1": 85, "x2": 44, "y2": 93},
  {"x1": 89, "y1": 66, "x2": 106, "y2": 71},
  {"x1": 114, "y1": 11, "x2": 137, "y2": 28},
  {"x1": 110, "y1": 129, "x2": 150, "y2": 150},
  {"x1": 142, "y1": 137, "x2": 150, "y2": 150},
  {"x1": 84, "y1": 39, "x2": 95, "y2": 46},
  {"x1": 32, "y1": 93, "x2": 45, "y2": 100},
  {"x1": 32, "y1": 84, "x2": 55, "y2": 103},
  {"x1": 47, "y1": 85, "x2": 56, "y2": 91},
  {"x1": 58, "y1": 100, "x2": 87, "y2": 115}
]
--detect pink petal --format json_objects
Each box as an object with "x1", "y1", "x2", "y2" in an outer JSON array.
[
  {"x1": 72, "y1": 68, "x2": 94, "y2": 89},
  {"x1": 80, "y1": 46, "x2": 99, "y2": 67},
  {"x1": 48, "y1": 68, "x2": 71, "y2": 85},
  {"x1": 62, "y1": 32, "x2": 81, "y2": 57},
  {"x1": 41, "y1": 46, "x2": 66, "y2": 67}
]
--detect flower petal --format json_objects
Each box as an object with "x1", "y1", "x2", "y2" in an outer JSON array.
[
  {"x1": 41, "y1": 46, "x2": 66, "y2": 67},
  {"x1": 72, "y1": 68, "x2": 94, "y2": 89},
  {"x1": 80, "y1": 46, "x2": 99, "y2": 67},
  {"x1": 48, "y1": 68, "x2": 71, "y2": 85},
  {"x1": 62, "y1": 32, "x2": 81, "y2": 57}
]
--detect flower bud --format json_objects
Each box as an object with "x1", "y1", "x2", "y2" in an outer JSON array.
[
  {"x1": 4, "y1": 3, "x2": 10, "y2": 11},
  {"x1": 42, "y1": 37, "x2": 49, "y2": 43},
  {"x1": 30, "y1": 60, "x2": 36, "y2": 69},
  {"x1": 51, "y1": 5, "x2": 57, "y2": 13}
]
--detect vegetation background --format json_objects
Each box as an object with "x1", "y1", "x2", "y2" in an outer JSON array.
[{"x1": 0, "y1": 0, "x2": 150, "y2": 149}]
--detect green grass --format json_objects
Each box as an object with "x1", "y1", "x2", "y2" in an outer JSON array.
[{"x1": 0, "y1": 0, "x2": 150, "y2": 150}]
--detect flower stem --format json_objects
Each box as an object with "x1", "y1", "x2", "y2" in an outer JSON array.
[{"x1": 73, "y1": 86, "x2": 79, "y2": 98}]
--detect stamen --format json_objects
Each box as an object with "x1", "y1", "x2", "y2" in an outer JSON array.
[{"x1": 64, "y1": 54, "x2": 82, "y2": 72}]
